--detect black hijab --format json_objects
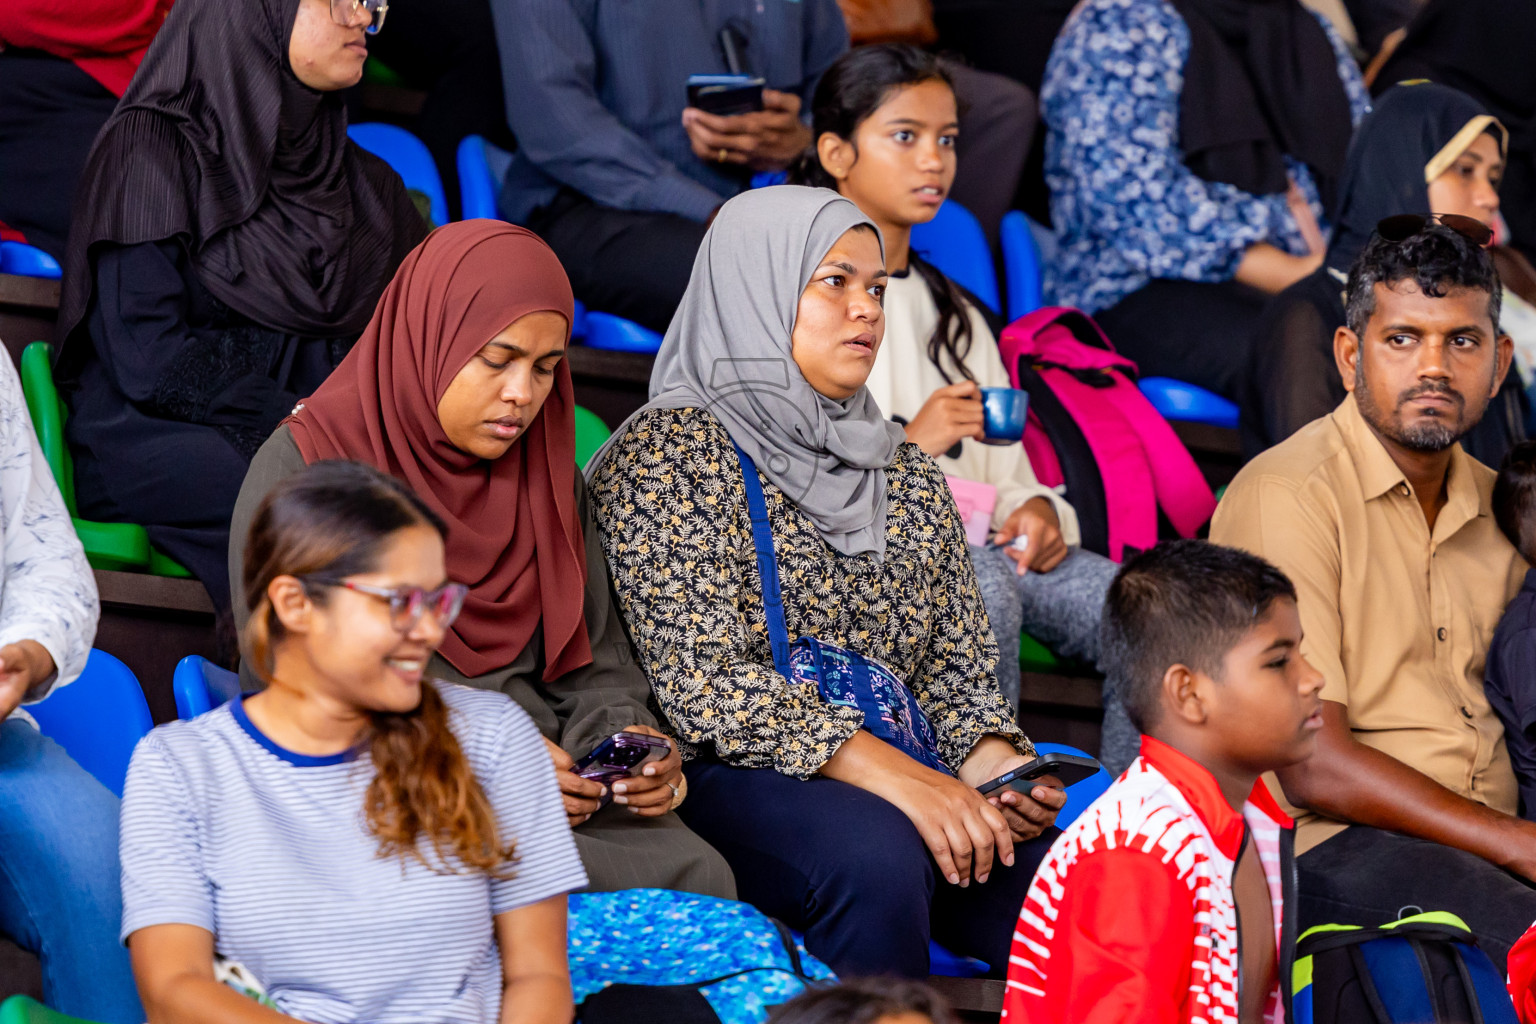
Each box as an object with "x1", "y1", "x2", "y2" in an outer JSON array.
[
  {"x1": 1375, "y1": 0, "x2": 1536, "y2": 259},
  {"x1": 1326, "y1": 82, "x2": 1504, "y2": 274},
  {"x1": 1167, "y1": 0, "x2": 1354, "y2": 207},
  {"x1": 58, "y1": 0, "x2": 426, "y2": 367}
]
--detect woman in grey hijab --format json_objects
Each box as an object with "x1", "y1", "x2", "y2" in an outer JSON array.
[{"x1": 589, "y1": 186, "x2": 1065, "y2": 979}]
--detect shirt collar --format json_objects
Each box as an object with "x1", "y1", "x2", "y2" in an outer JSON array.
[
  {"x1": 1138, "y1": 735, "x2": 1292, "y2": 859},
  {"x1": 1331, "y1": 397, "x2": 1481, "y2": 534}
]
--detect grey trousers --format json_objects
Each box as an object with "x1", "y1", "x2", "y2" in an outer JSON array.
[{"x1": 969, "y1": 544, "x2": 1141, "y2": 773}]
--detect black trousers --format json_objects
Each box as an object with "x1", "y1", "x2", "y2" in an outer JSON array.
[
  {"x1": 1093, "y1": 277, "x2": 1269, "y2": 402},
  {"x1": 1298, "y1": 825, "x2": 1536, "y2": 970},
  {"x1": 528, "y1": 191, "x2": 710, "y2": 335},
  {"x1": 678, "y1": 759, "x2": 1058, "y2": 980},
  {"x1": 0, "y1": 50, "x2": 119, "y2": 261}
]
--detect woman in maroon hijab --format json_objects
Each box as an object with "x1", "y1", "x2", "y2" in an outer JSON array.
[{"x1": 229, "y1": 220, "x2": 734, "y2": 897}]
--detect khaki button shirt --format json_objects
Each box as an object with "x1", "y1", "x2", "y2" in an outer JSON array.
[{"x1": 1211, "y1": 398, "x2": 1527, "y2": 853}]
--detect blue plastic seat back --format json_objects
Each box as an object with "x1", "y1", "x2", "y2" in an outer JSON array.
[
  {"x1": 1000, "y1": 211, "x2": 1044, "y2": 321},
  {"x1": 1137, "y1": 377, "x2": 1240, "y2": 429},
  {"x1": 583, "y1": 311, "x2": 663, "y2": 353},
  {"x1": 0, "y1": 242, "x2": 62, "y2": 280},
  {"x1": 348, "y1": 123, "x2": 449, "y2": 228},
  {"x1": 172, "y1": 655, "x2": 242, "y2": 720},
  {"x1": 1031, "y1": 741, "x2": 1114, "y2": 829},
  {"x1": 27, "y1": 650, "x2": 153, "y2": 797},
  {"x1": 909, "y1": 200, "x2": 999, "y2": 314},
  {"x1": 456, "y1": 134, "x2": 513, "y2": 221}
]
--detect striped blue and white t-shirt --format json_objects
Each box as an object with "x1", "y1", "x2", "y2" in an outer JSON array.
[{"x1": 120, "y1": 681, "x2": 587, "y2": 1023}]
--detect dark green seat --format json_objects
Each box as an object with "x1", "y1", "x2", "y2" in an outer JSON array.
[
  {"x1": 574, "y1": 404, "x2": 611, "y2": 471},
  {"x1": 0, "y1": 995, "x2": 102, "y2": 1024},
  {"x1": 19, "y1": 343, "x2": 191, "y2": 577}
]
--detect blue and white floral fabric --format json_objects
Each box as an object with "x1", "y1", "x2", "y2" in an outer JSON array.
[
  {"x1": 1040, "y1": 0, "x2": 1371, "y2": 315},
  {"x1": 0, "y1": 351, "x2": 96, "y2": 706},
  {"x1": 569, "y1": 889, "x2": 835, "y2": 1024}
]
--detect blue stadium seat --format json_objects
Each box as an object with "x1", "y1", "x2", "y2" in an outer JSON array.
[
  {"x1": 910, "y1": 200, "x2": 999, "y2": 314},
  {"x1": 1031, "y1": 741, "x2": 1114, "y2": 829},
  {"x1": 455, "y1": 134, "x2": 503, "y2": 221},
  {"x1": 999, "y1": 211, "x2": 1044, "y2": 321},
  {"x1": 0, "y1": 242, "x2": 61, "y2": 280},
  {"x1": 349, "y1": 123, "x2": 449, "y2": 227},
  {"x1": 172, "y1": 655, "x2": 242, "y2": 720},
  {"x1": 27, "y1": 650, "x2": 153, "y2": 797},
  {"x1": 583, "y1": 311, "x2": 663, "y2": 354},
  {"x1": 1138, "y1": 377, "x2": 1240, "y2": 429}
]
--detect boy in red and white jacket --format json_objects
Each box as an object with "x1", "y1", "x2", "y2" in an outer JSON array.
[{"x1": 1003, "y1": 540, "x2": 1325, "y2": 1024}]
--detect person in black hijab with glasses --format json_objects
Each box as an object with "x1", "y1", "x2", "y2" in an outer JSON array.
[
  {"x1": 1243, "y1": 82, "x2": 1528, "y2": 465},
  {"x1": 1039, "y1": 0, "x2": 1368, "y2": 402},
  {"x1": 55, "y1": 0, "x2": 426, "y2": 611}
]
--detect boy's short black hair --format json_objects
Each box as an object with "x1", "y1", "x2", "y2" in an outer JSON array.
[
  {"x1": 767, "y1": 979, "x2": 954, "y2": 1024},
  {"x1": 1495, "y1": 441, "x2": 1536, "y2": 562},
  {"x1": 1344, "y1": 222, "x2": 1501, "y2": 338},
  {"x1": 1100, "y1": 540, "x2": 1298, "y2": 733}
]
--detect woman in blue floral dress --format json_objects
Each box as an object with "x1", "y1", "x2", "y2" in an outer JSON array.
[{"x1": 1039, "y1": 0, "x2": 1370, "y2": 400}]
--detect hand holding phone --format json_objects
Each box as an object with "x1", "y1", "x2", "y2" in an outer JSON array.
[
  {"x1": 573, "y1": 731, "x2": 671, "y2": 786},
  {"x1": 686, "y1": 75, "x2": 765, "y2": 117},
  {"x1": 977, "y1": 752, "x2": 1101, "y2": 796}
]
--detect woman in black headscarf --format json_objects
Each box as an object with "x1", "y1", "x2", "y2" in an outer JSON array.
[
  {"x1": 1242, "y1": 81, "x2": 1527, "y2": 463},
  {"x1": 56, "y1": 0, "x2": 426, "y2": 609},
  {"x1": 1374, "y1": 0, "x2": 1536, "y2": 265}
]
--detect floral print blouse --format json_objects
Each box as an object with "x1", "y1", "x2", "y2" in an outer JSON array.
[
  {"x1": 1040, "y1": 0, "x2": 1370, "y2": 315},
  {"x1": 590, "y1": 407, "x2": 1029, "y2": 779}
]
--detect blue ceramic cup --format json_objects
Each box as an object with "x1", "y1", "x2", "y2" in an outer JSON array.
[{"x1": 979, "y1": 387, "x2": 1029, "y2": 445}]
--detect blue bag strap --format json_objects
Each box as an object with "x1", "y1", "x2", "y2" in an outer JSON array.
[{"x1": 734, "y1": 443, "x2": 793, "y2": 679}]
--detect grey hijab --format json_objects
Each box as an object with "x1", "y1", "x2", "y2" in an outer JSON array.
[{"x1": 587, "y1": 186, "x2": 905, "y2": 558}]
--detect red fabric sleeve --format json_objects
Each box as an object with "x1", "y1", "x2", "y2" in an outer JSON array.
[
  {"x1": 1508, "y1": 920, "x2": 1536, "y2": 1024},
  {"x1": 0, "y1": 0, "x2": 171, "y2": 94},
  {"x1": 1004, "y1": 849, "x2": 1197, "y2": 1024}
]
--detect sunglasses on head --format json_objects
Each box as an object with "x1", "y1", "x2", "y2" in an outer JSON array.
[{"x1": 1376, "y1": 213, "x2": 1493, "y2": 248}]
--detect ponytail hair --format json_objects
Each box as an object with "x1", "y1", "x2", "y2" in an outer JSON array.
[
  {"x1": 241, "y1": 460, "x2": 512, "y2": 876},
  {"x1": 788, "y1": 44, "x2": 977, "y2": 383}
]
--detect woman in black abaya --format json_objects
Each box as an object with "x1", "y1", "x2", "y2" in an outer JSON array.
[{"x1": 56, "y1": 0, "x2": 426, "y2": 610}]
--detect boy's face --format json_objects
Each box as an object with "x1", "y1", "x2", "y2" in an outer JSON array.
[{"x1": 1206, "y1": 599, "x2": 1326, "y2": 772}]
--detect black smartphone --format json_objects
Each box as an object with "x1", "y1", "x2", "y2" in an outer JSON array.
[
  {"x1": 687, "y1": 75, "x2": 766, "y2": 116},
  {"x1": 977, "y1": 752, "x2": 1101, "y2": 797}
]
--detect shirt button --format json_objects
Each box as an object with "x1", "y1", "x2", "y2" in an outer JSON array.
[
  {"x1": 1461, "y1": 706, "x2": 1474, "y2": 720},
  {"x1": 1437, "y1": 627, "x2": 1447, "y2": 641}
]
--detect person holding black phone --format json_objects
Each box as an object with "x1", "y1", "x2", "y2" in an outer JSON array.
[{"x1": 488, "y1": 0, "x2": 1035, "y2": 334}]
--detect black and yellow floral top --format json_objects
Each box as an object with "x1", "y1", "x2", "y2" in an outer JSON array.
[{"x1": 590, "y1": 407, "x2": 1031, "y2": 779}]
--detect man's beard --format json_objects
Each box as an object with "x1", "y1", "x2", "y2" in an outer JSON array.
[{"x1": 1354, "y1": 363, "x2": 1476, "y2": 453}]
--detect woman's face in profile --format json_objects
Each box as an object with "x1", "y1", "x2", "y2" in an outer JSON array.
[
  {"x1": 1427, "y1": 131, "x2": 1503, "y2": 226},
  {"x1": 289, "y1": 0, "x2": 371, "y2": 92},
  {"x1": 436, "y1": 310, "x2": 569, "y2": 460},
  {"x1": 790, "y1": 226, "x2": 887, "y2": 402}
]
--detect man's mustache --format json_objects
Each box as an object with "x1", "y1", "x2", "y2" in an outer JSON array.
[{"x1": 1395, "y1": 380, "x2": 1465, "y2": 412}]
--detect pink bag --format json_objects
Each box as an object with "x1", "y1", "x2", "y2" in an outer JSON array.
[{"x1": 999, "y1": 307, "x2": 1216, "y2": 561}]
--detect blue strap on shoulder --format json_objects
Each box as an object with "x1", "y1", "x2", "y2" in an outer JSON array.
[{"x1": 733, "y1": 442, "x2": 794, "y2": 680}]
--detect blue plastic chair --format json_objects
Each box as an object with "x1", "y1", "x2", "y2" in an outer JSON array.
[
  {"x1": 0, "y1": 242, "x2": 62, "y2": 280},
  {"x1": 27, "y1": 650, "x2": 153, "y2": 797},
  {"x1": 1032, "y1": 741, "x2": 1114, "y2": 829},
  {"x1": 172, "y1": 655, "x2": 242, "y2": 720},
  {"x1": 583, "y1": 311, "x2": 664, "y2": 353},
  {"x1": 910, "y1": 200, "x2": 1000, "y2": 315},
  {"x1": 999, "y1": 210, "x2": 1044, "y2": 320},
  {"x1": 1138, "y1": 377, "x2": 1240, "y2": 430},
  {"x1": 349, "y1": 123, "x2": 449, "y2": 228},
  {"x1": 456, "y1": 135, "x2": 500, "y2": 221}
]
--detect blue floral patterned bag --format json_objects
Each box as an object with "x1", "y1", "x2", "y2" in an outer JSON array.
[
  {"x1": 569, "y1": 889, "x2": 835, "y2": 1024},
  {"x1": 734, "y1": 443, "x2": 954, "y2": 775}
]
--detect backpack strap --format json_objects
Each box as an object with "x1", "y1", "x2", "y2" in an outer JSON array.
[{"x1": 734, "y1": 443, "x2": 793, "y2": 680}]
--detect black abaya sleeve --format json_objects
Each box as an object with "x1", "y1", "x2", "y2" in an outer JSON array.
[
  {"x1": 87, "y1": 240, "x2": 310, "y2": 447},
  {"x1": 1242, "y1": 274, "x2": 1349, "y2": 457}
]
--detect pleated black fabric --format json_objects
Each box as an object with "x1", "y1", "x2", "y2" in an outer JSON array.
[
  {"x1": 57, "y1": 0, "x2": 426, "y2": 370},
  {"x1": 1167, "y1": 0, "x2": 1354, "y2": 206}
]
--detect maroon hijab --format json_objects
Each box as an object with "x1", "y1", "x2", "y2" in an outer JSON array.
[{"x1": 286, "y1": 220, "x2": 590, "y2": 680}]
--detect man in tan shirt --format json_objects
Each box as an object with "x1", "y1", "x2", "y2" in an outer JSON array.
[{"x1": 1213, "y1": 220, "x2": 1536, "y2": 966}]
